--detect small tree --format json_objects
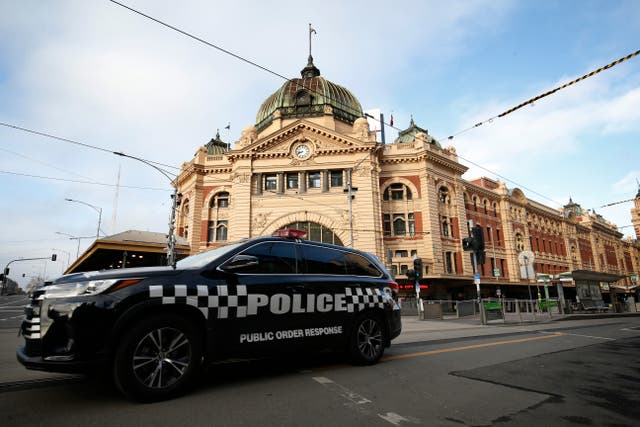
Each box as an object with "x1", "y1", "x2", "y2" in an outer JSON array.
[{"x1": 26, "y1": 276, "x2": 45, "y2": 295}]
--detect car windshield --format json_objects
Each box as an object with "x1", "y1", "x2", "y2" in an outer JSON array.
[{"x1": 176, "y1": 241, "x2": 245, "y2": 269}]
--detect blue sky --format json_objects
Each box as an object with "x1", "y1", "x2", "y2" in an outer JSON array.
[{"x1": 1, "y1": 0, "x2": 639, "y2": 288}]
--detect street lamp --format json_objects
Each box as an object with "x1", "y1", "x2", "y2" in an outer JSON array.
[
  {"x1": 55, "y1": 232, "x2": 92, "y2": 259},
  {"x1": 65, "y1": 198, "x2": 103, "y2": 240},
  {"x1": 113, "y1": 151, "x2": 179, "y2": 268}
]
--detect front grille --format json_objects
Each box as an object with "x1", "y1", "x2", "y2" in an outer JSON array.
[{"x1": 21, "y1": 293, "x2": 43, "y2": 356}]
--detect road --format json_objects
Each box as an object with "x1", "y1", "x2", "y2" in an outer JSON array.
[
  {"x1": 0, "y1": 295, "x2": 27, "y2": 330},
  {"x1": 0, "y1": 296, "x2": 638, "y2": 426}
]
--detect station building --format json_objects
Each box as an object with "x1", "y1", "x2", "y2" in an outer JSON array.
[{"x1": 174, "y1": 56, "x2": 640, "y2": 304}]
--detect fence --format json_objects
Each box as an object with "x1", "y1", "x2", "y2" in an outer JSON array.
[{"x1": 396, "y1": 297, "x2": 563, "y2": 324}]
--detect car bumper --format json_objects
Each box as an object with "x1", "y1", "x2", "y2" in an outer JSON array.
[
  {"x1": 16, "y1": 345, "x2": 104, "y2": 373},
  {"x1": 387, "y1": 309, "x2": 402, "y2": 341}
]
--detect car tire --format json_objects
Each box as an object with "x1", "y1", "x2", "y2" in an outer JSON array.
[
  {"x1": 349, "y1": 312, "x2": 387, "y2": 365},
  {"x1": 113, "y1": 314, "x2": 202, "y2": 402}
]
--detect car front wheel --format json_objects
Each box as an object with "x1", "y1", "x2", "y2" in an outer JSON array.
[{"x1": 113, "y1": 314, "x2": 202, "y2": 402}]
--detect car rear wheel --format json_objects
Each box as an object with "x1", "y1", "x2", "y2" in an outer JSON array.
[
  {"x1": 113, "y1": 314, "x2": 202, "y2": 402},
  {"x1": 349, "y1": 313, "x2": 386, "y2": 365}
]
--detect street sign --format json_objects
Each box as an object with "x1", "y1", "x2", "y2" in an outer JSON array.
[
  {"x1": 493, "y1": 268, "x2": 500, "y2": 277},
  {"x1": 473, "y1": 273, "x2": 480, "y2": 285}
]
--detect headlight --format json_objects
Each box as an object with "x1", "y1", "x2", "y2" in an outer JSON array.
[{"x1": 44, "y1": 279, "x2": 119, "y2": 298}]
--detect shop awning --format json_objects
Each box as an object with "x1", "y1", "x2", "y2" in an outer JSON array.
[{"x1": 570, "y1": 270, "x2": 625, "y2": 283}]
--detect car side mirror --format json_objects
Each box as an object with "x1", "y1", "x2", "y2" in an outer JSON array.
[{"x1": 221, "y1": 254, "x2": 259, "y2": 272}]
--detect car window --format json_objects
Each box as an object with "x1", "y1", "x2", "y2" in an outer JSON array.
[
  {"x1": 177, "y1": 241, "x2": 245, "y2": 268},
  {"x1": 301, "y1": 244, "x2": 347, "y2": 275},
  {"x1": 233, "y1": 241, "x2": 298, "y2": 274},
  {"x1": 344, "y1": 252, "x2": 383, "y2": 277}
]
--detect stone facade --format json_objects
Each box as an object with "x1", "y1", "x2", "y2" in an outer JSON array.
[{"x1": 175, "y1": 61, "x2": 640, "y2": 298}]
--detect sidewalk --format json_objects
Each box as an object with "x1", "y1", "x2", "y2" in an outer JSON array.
[{"x1": 394, "y1": 311, "x2": 640, "y2": 345}]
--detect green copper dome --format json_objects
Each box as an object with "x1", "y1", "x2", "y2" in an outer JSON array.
[
  {"x1": 205, "y1": 130, "x2": 229, "y2": 155},
  {"x1": 255, "y1": 57, "x2": 363, "y2": 131},
  {"x1": 394, "y1": 117, "x2": 442, "y2": 148}
]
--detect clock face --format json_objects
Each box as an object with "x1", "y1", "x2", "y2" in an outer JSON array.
[{"x1": 295, "y1": 144, "x2": 310, "y2": 159}]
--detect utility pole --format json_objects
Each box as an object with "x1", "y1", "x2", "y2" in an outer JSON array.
[{"x1": 167, "y1": 188, "x2": 179, "y2": 268}]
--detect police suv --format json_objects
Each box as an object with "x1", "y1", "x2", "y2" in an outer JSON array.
[{"x1": 17, "y1": 229, "x2": 402, "y2": 401}]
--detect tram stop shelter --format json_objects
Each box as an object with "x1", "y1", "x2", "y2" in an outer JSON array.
[{"x1": 64, "y1": 230, "x2": 190, "y2": 274}]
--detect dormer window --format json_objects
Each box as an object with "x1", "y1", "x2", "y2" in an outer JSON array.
[{"x1": 295, "y1": 90, "x2": 313, "y2": 106}]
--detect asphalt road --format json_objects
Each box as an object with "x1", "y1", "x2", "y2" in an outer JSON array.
[
  {"x1": 0, "y1": 300, "x2": 638, "y2": 426},
  {"x1": 0, "y1": 295, "x2": 27, "y2": 330}
]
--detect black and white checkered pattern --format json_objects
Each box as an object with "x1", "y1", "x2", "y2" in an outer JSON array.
[
  {"x1": 149, "y1": 284, "x2": 384, "y2": 319},
  {"x1": 149, "y1": 284, "x2": 248, "y2": 320},
  {"x1": 344, "y1": 287, "x2": 385, "y2": 312}
]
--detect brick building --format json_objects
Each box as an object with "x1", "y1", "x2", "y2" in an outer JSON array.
[{"x1": 175, "y1": 57, "x2": 640, "y2": 301}]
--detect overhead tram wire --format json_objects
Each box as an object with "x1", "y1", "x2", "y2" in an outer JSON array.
[
  {"x1": 0, "y1": 146, "x2": 101, "y2": 184},
  {"x1": 427, "y1": 49, "x2": 640, "y2": 208},
  {"x1": 0, "y1": 121, "x2": 181, "y2": 172},
  {"x1": 0, "y1": 170, "x2": 169, "y2": 191},
  {"x1": 445, "y1": 48, "x2": 640, "y2": 141},
  {"x1": 600, "y1": 198, "x2": 636, "y2": 208}
]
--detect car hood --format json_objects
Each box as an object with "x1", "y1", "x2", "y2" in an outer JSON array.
[{"x1": 53, "y1": 266, "x2": 184, "y2": 284}]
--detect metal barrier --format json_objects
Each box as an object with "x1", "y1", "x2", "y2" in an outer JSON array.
[
  {"x1": 397, "y1": 297, "x2": 562, "y2": 324},
  {"x1": 481, "y1": 298, "x2": 561, "y2": 324}
]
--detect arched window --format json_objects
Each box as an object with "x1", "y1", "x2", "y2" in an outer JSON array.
[
  {"x1": 383, "y1": 183, "x2": 412, "y2": 201},
  {"x1": 472, "y1": 196, "x2": 478, "y2": 211},
  {"x1": 210, "y1": 192, "x2": 229, "y2": 208},
  {"x1": 215, "y1": 222, "x2": 227, "y2": 241},
  {"x1": 393, "y1": 214, "x2": 406, "y2": 236},
  {"x1": 207, "y1": 192, "x2": 229, "y2": 243},
  {"x1": 283, "y1": 221, "x2": 343, "y2": 246},
  {"x1": 483, "y1": 200, "x2": 488, "y2": 214}
]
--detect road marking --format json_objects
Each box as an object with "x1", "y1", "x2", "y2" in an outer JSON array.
[
  {"x1": 382, "y1": 333, "x2": 564, "y2": 361},
  {"x1": 312, "y1": 376, "x2": 419, "y2": 425},
  {"x1": 379, "y1": 412, "x2": 412, "y2": 426},
  {"x1": 0, "y1": 315, "x2": 23, "y2": 321},
  {"x1": 312, "y1": 376, "x2": 371, "y2": 404},
  {"x1": 557, "y1": 332, "x2": 614, "y2": 340}
]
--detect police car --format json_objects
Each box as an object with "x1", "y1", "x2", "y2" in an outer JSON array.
[{"x1": 17, "y1": 229, "x2": 401, "y2": 401}]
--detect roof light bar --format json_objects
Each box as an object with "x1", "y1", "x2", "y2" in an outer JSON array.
[{"x1": 272, "y1": 229, "x2": 307, "y2": 239}]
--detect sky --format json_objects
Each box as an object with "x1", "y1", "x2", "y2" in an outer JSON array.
[{"x1": 1, "y1": 0, "x2": 639, "y2": 288}]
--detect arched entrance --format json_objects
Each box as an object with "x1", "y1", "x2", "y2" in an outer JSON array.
[{"x1": 283, "y1": 221, "x2": 343, "y2": 246}]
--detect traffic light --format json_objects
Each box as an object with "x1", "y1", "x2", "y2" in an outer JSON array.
[
  {"x1": 472, "y1": 225, "x2": 485, "y2": 251},
  {"x1": 51, "y1": 254, "x2": 57, "y2": 261},
  {"x1": 3, "y1": 267, "x2": 9, "y2": 276},
  {"x1": 0, "y1": 274, "x2": 4, "y2": 281},
  {"x1": 462, "y1": 237, "x2": 474, "y2": 251},
  {"x1": 476, "y1": 250, "x2": 486, "y2": 265},
  {"x1": 413, "y1": 258, "x2": 423, "y2": 279}
]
